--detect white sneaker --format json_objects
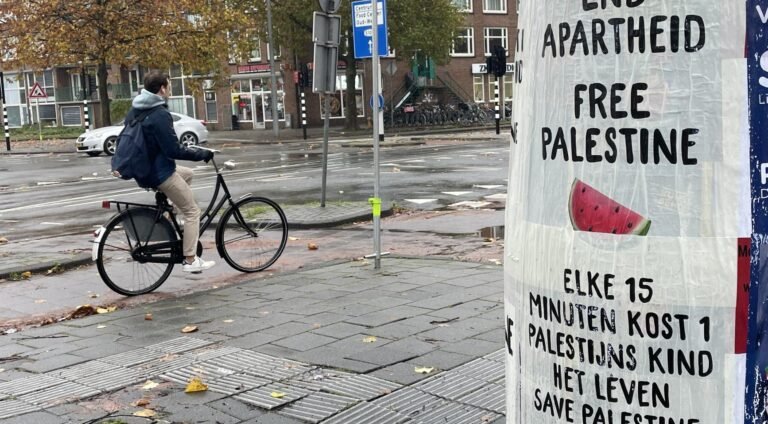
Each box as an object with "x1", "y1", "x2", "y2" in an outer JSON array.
[{"x1": 182, "y1": 256, "x2": 215, "y2": 273}]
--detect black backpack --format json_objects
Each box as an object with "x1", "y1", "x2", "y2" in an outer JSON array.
[{"x1": 111, "y1": 107, "x2": 160, "y2": 186}]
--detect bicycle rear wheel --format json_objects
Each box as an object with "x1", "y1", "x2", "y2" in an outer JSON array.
[
  {"x1": 216, "y1": 197, "x2": 288, "y2": 272},
  {"x1": 97, "y1": 207, "x2": 178, "y2": 296}
]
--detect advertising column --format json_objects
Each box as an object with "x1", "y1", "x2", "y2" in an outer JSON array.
[{"x1": 506, "y1": 1, "x2": 749, "y2": 423}]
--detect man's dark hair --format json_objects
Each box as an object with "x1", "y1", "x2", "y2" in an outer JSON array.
[{"x1": 144, "y1": 71, "x2": 170, "y2": 94}]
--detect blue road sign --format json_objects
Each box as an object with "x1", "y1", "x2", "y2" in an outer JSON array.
[
  {"x1": 369, "y1": 94, "x2": 384, "y2": 109},
  {"x1": 352, "y1": 0, "x2": 388, "y2": 59}
]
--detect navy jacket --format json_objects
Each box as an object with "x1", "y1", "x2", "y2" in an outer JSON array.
[{"x1": 126, "y1": 89, "x2": 208, "y2": 188}]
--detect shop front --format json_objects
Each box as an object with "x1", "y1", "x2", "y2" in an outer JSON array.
[{"x1": 231, "y1": 64, "x2": 285, "y2": 130}]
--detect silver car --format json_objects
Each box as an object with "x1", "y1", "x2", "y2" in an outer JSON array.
[{"x1": 76, "y1": 112, "x2": 209, "y2": 156}]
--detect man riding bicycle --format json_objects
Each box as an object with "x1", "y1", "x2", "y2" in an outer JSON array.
[{"x1": 125, "y1": 71, "x2": 215, "y2": 273}]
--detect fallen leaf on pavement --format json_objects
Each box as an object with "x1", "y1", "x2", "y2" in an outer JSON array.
[
  {"x1": 96, "y1": 305, "x2": 117, "y2": 314},
  {"x1": 181, "y1": 325, "x2": 198, "y2": 333},
  {"x1": 133, "y1": 409, "x2": 156, "y2": 418},
  {"x1": 270, "y1": 391, "x2": 285, "y2": 398},
  {"x1": 0, "y1": 368, "x2": 5, "y2": 373},
  {"x1": 89, "y1": 293, "x2": 100, "y2": 299},
  {"x1": 0, "y1": 237, "x2": 8, "y2": 244},
  {"x1": 20, "y1": 271, "x2": 32, "y2": 279},
  {"x1": 145, "y1": 313, "x2": 153, "y2": 321},
  {"x1": 414, "y1": 366, "x2": 435, "y2": 374},
  {"x1": 3, "y1": 329, "x2": 17, "y2": 335},
  {"x1": 68, "y1": 305, "x2": 97, "y2": 319},
  {"x1": 312, "y1": 323, "x2": 322, "y2": 329},
  {"x1": 185, "y1": 307, "x2": 196, "y2": 310},
  {"x1": 223, "y1": 319, "x2": 234, "y2": 323},
  {"x1": 132, "y1": 398, "x2": 151, "y2": 407},
  {"x1": 288, "y1": 236, "x2": 300, "y2": 241},
  {"x1": 307, "y1": 243, "x2": 319, "y2": 250},
  {"x1": 141, "y1": 380, "x2": 159, "y2": 390},
  {"x1": 34, "y1": 299, "x2": 47, "y2": 304},
  {"x1": 96, "y1": 325, "x2": 107, "y2": 329},
  {"x1": 185, "y1": 376, "x2": 208, "y2": 393},
  {"x1": 362, "y1": 336, "x2": 377, "y2": 343}
]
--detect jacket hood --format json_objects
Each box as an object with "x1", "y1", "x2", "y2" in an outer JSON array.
[{"x1": 132, "y1": 89, "x2": 166, "y2": 110}]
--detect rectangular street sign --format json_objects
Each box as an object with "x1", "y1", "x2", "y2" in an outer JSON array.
[
  {"x1": 312, "y1": 12, "x2": 341, "y2": 46},
  {"x1": 312, "y1": 44, "x2": 338, "y2": 94},
  {"x1": 351, "y1": 0, "x2": 388, "y2": 59}
]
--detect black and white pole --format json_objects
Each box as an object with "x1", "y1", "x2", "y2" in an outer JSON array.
[
  {"x1": 301, "y1": 92, "x2": 307, "y2": 140},
  {"x1": 83, "y1": 99, "x2": 90, "y2": 132},
  {"x1": 1, "y1": 72, "x2": 9, "y2": 151},
  {"x1": 494, "y1": 76, "x2": 500, "y2": 135}
]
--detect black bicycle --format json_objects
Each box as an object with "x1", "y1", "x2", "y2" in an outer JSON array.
[{"x1": 94, "y1": 149, "x2": 288, "y2": 296}]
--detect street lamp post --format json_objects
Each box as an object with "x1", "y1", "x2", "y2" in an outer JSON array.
[{"x1": 266, "y1": 0, "x2": 279, "y2": 138}]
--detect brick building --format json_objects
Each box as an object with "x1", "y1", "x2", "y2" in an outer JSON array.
[{"x1": 0, "y1": 0, "x2": 517, "y2": 132}]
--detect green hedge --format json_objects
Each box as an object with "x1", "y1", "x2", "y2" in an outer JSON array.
[{"x1": 9, "y1": 125, "x2": 84, "y2": 141}]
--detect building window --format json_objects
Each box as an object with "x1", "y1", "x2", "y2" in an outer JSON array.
[
  {"x1": 451, "y1": 28, "x2": 474, "y2": 57},
  {"x1": 249, "y1": 36, "x2": 262, "y2": 62},
  {"x1": 484, "y1": 27, "x2": 508, "y2": 55},
  {"x1": 473, "y1": 76, "x2": 484, "y2": 103},
  {"x1": 483, "y1": 0, "x2": 507, "y2": 13},
  {"x1": 204, "y1": 91, "x2": 218, "y2": 122},
  {"x1": 503, "y1": 75, "x2": 514, "y2": 102},
  {"x1": 266, "y1": 43, "x2": 282, "y2": 60},
  {"x1": 3, "y1": 73, "x2": 27, "y2": 127},
  {"x1": 168, "y1": 65, "x2": 196, "y2": 118},
  {"x1": 452, "y1": 0, "x2": 472, "y2": 12},
  {"x1": 319, "y1": 73, "x2": 364, "y2": 119}
]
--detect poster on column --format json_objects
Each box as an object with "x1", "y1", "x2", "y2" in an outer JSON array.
[{"x1": 505, "y1": 1, "x2": 749, "y2": 423}]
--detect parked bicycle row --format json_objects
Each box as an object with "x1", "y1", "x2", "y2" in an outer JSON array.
[{"x1": 383, "y1": 102, "x2": 511, "y2": 128}]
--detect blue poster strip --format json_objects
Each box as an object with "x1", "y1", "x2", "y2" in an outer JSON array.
[{"x1": 746, "y1": 1, "x2": 768, "y2": 422}]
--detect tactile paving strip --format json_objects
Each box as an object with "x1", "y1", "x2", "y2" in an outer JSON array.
[
  {"x1": 18, "y1": 381, "x2": 100, "y2": 407},
  {"x1": 322, "y1": 402, "x2": 410, "y2": 424},
  {"x1": 101, "y1": 348, "x2": 159, "y2": 367},
  {"x1": 456, "y1": 383, "x2": 505, "y2": 414},
  {"x1": 410, "y1": 402, "x2": 499, "y2": 424},
  {"x1": 144, "y1": 337, "x2": 213, "y2": 354},
  {"x1": 451, "y1": 358, "x2": 505, "y2": 382},
  {"x1": 483, "y1": 349, "x2": 507, "y2": 363},
  {"x1": 199, "y1": 350, "x2": 277, "y2": 374},
  {"x1": 189, "y1": 346, "x2": 245, "y2": 361},
  {"x1": 285, "y1": 369, "x2": 356, "y2": 392},
  {"x1": 0, "y1": 374, "x2": 66, "y2": 397},
  {"x1": 160, "y1": 364, "x2": 233, "y2": 385},
  {"x1": 322, "y1": 374, "x2": 402, "y2": 401},
  {"x1": 373, "y1": 387, "x2": 445, "y2": 417},
  {"x1": 278, "y1": 392, "x2": 359, "y2": 423},
  {"x1": 244, "y1": 359, "x2": 316, "y2": 381},
  {"x1": 50, "y1": 360, "x2": 116, "y2": 381},
  {"x1": 0, "y1": 399, "x2": 41, "y2": 420},
  {"x1": 77, "y1": 367, "x2": 146, "y2": 392},
  {"x1": 130, "y1": 355, "x2": 196, "y2": 378},
  {"x1": 207, "y1": 373, "x2": 271, "y2": 395},
  {"x1": 413, "y1": 372, "x2": 487, "y2": 400},
  {"x1": 233, "y1": 383, "x2": 310, "y2": 410}
]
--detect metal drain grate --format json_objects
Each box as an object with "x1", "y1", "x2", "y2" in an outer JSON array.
[
  {"x1": 101, "y1": 348, "x2": 158, "y2": 367},
  {"x1": 0, "y1": 399, "x2": 40, "y2": 420},
  {"x1": 207, "y1": 373, "x2": 271, "y2": 395},
  {"x1": 233, "y1": 383, "x2": 310, "y2": 410},
  {"x1": 278, "y1": 392, "x2": 359, "y2": 423},
  {"x1": 456, "y1": 382, "x2": 505, "y2": 414},
  {"x1": 0, "y1": 374, "x2": 66, "y2": 397},
  {"x1": 322, "y1": 374, "x2": 401, "y2": 401},
  {"x1": 18, "y1": 381, "x2": 100, "y2": 407},
  {"x1": 50, "y1": 360, "x2": 116, "y2": 381},
  {"x1": 144, "y1": 337, "x2": 212, "y2": 354},
  {"x1": 322, "y1": 402, "x2": 410, "y2": 424},
  {"x1": 413, "y1": 372, "x2": 487, "y2": 400},
  {"x1": 451, "y1": 358, "x2": 505, "y2": 382}
]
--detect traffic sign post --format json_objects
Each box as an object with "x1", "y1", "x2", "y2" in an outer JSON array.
[
  {"x1": 28, "y1": 82, "x2": 47, "y2": 141},
  {"x1": 351, "y1": 0, "x2": 388, "y2": 59},
  {"x1": 0, "y1": 72, "x2": 9, "y2": 151}
]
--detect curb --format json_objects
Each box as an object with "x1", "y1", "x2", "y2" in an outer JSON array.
[{"x1": 0, "y1": 253, "x2": 93, "y2": 281}]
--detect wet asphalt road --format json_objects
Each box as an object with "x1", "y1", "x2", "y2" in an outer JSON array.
[{"x1": 0, "y1": 133, "x2": 510, "y2": 241}]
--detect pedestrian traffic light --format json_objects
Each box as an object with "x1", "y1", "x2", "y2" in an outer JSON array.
[
  {"x1": 486, "y1": 54, "x2": 497, "y2": 77},
  {"x1": 493, "y1": 45, "x2": 507, "y2": 77},
  {"x1": 300, "y1": 63, "x2": 312, "y2": 89}
]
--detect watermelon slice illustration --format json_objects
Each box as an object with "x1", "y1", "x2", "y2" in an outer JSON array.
[{"x1": 569, "y1": 179, "x2": 651, "y2": 236}]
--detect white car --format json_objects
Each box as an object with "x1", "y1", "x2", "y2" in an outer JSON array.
[{"x1": 76, "y1": 112, "x2": 209, "y2": 156}]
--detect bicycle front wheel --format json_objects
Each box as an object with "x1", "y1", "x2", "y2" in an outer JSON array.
[
  {"x1": 216, "y1": 197, "x2": 288, "y2": 272},
  {"x1": 97, "y1": 207, "x2": 177, "y2": 296}
]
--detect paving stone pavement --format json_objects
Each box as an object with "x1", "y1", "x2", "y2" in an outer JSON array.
[{"x1": 0, "y1": 257, "x2": 507, "y2": 423}]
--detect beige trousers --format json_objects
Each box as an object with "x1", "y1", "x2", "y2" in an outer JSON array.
[{"x1": 157, "y1": 166, "x2": 200, "y2": 257}]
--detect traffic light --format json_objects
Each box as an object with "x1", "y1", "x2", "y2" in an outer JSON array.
[
  {"x1": 300, "y1": 63, "x2": 311, "y2": 89},
  {"x1": 486, "y1": 54, "x2": 497, "y2": 77},
  {"x1": 493, "y1": 45, "x2": 507, "y2": 77}
]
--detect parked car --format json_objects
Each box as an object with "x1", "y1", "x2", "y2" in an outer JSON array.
[{"x1": 76, "y1": 112, "x2": 209, "y2": 156}]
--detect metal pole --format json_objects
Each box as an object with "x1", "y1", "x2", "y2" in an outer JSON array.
[
  {"x1": 1, "y1": 71, "x2": 9, "y2": 151},
  {"x1": 266, "y1": 0, "x2": 280, "y2": 138},
  {"x1": 371, "y1": 0, "x2": 382, "y2": 269},
  {"x1": 494, "y1": 76, "x2": 500, "y2": 134},
  {"x1": 82, "y1": 65, "x2": 89, "y2": 132},
  {"x1": 36, "y1": 98, "x2": 42, "y2": 141},
  {"x1": 301, "y1": 91, "x2": 307, "y2": 140},
  {"x1": 321, "y1": 94, "x2": 330, "y2": 207}
]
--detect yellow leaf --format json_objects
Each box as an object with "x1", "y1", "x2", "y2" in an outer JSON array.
[
  {"x1": 145, "y1": 313, "x2": 153, "y2": 320},
  {"x1": 270, "y1": 391, "x2": 285, "y2": 398},
  {"x1": 133, "y1": 398, "x2": 151, "y2": 407},
  {"x1": 307, "y1": 243, "x2": 319, "y2": 250},
  {"x1": 362, "y1": 336, "x2": 377, "y2": 343},
  {"x1": 107, "y1": 305, "x2": 118, "y2": 312},
  {"x1": 185, "y1": 376, "x2": 208, "y2": 393},
  {"x1": 288, "y1": 236, "x2": 299, "y2": 241},
  {"x1": 141, "y1": 380, "x2": 159, "y2": 390},
  {"x1": 133, "y1": 409, "x2": 156, "y2": 418},
  {"x1": 181, "y1": 325, "x2": 198, "y2": 333},
  {"x1": 96, "y1": 307, "x2": 109, "y2": 314},
  {"x1": 414, "y1": 366, "x2": 435, "y2": 374},
  {"x1": 223, "y1": 319, "x2": 234, "y2": 323},
  {"x1": 21, "y1": 271, "x2": 32, "y2": 279}
]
